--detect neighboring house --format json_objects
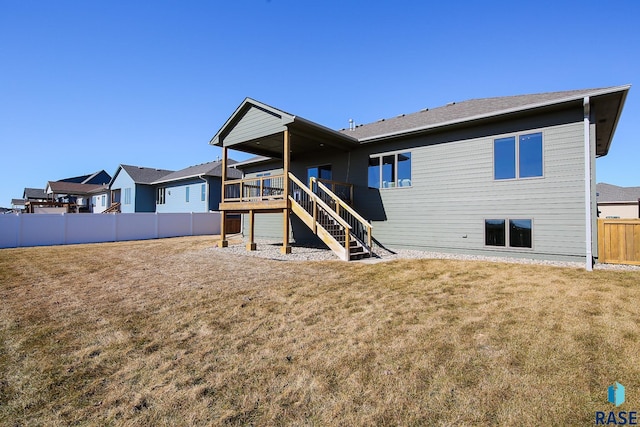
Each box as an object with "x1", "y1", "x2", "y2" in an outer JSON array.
[
  {"x1": 10, "y1": 199, "x2": 26, "y2": 212},
  {"x1": 45, "y1": 181, "x2": 109, "y2": 213},
  {"x1": 210, "y1": 85, "x2": 630, "y2": 269},
  {"x1": 16, "y1": 175, "x2": 111, "y2": 214},
  {"x1": 58, "y1": 170, "x2": 112, "y2": 185},
  {"x1": 109, "y1": 165, "x2": 174, "y2": 213},
  {"x1": 596, "y1": 183, "x2": 640, "y2": 218},
  {"x1": 90, "y1": 187, "x2": 112, "y2": 213},
  {"x1": 152, "y1": 159, "x2": 241, "y2": 213},
  {"x1": 23, "y1": 188, "x2": 48, "y2": 202}
]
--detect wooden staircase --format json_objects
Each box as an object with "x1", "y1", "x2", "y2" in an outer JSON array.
[
  {"x1": 103, "y1": 202, "x2": 121, "y2": 213},
  {"x1": 288, "y1": 173, "x2": 372, "y2": 261}
]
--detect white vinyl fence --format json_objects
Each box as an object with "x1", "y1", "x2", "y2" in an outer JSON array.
[{"x1": 0, "y1": 212, "x2": 221, "y2": 249}]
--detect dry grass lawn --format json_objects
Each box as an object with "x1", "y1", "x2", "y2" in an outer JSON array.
[{"x1": 1, "y1": 236, "x2": 639, "y2": 426}]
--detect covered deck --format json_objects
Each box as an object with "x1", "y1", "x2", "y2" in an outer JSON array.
[{"x1": 210, "y1": 98, "x2": 366, "y2": 256}]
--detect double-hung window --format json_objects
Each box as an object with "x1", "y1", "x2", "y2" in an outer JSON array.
[
  {"x1": 494, "y1": 132, "x2": 543, "y2": 180},
  {"x1": 368, "y1": 151, "x2": 412, "y2": 188},
  {"x1": 124, "y1": 188, "x2": 132, "y2": 205}
]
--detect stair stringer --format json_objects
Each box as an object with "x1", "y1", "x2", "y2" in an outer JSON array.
[{"x1": 289, "y1": 196, "x2": 349, "y2": 261}]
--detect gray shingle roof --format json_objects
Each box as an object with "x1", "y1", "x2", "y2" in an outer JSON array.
[
  {"x1": 23, "y1": 188, "x2": 47, "y2": 199},
  {"x1": 120, "y1": 165, "x2": 175, "y2": 184},
  {"x1": 152, "y1": 159, "x2": 242, "y2": 184},
  {"x1": 47, "y1": 181, "x2": 108, "y2": 195},
  {"x1": 596, "y1": 183, "x2": 640, "y2": 203},
  {"x1": 339, "y1": 87, "x2": 616, "y2": 141}
]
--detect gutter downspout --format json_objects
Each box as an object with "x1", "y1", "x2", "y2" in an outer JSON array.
[
  {"x1": 198, "y1": 175, "x2": 209, "y2": 211},
  {"x1": 583, "y1": 97, "x2": 593, "y2": 271}
]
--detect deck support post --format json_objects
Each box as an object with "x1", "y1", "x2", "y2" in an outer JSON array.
[
  {"x1": 246, "y1": 209, "x2": 256, "y2": 251},
  {"x1": 281, "y1": 129, "x2": 292, "y2": 254},
  {"x1": 219, "y1": 146, "x2": 229, "y2": 248}
]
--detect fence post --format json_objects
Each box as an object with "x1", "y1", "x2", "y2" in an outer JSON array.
[
  {"x1": 112, "y1": 213, "x2": 118, "y2": 242},
  {"x1": 17, "y1": 213, "x2": 23, "y2": 248},
  {"x1": 63, "y1": 213, "x2": 68, "y2": 245},
  {"x1": 597, "y1": 219, "x2": 604, "y2": 264}
]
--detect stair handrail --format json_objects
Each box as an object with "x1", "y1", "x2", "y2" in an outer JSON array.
[
  {"x1": 310, "y1": 177, "x2": 372, "y2": 249},
  {"x1": 103, "y1": 202, "x2": 121, "y2": 213},
  {"x1": 288, "y1": 173, "x2": 352, "y2": 232}
]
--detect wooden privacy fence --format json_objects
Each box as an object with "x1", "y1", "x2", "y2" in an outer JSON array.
[{"x1": 598, "y1": 219, "x2": 640, "y2": 265}]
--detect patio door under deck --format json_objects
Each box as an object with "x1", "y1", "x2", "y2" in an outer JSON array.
[{"x1": 307, "y1": 165, "x2": 332, "y2": 189}]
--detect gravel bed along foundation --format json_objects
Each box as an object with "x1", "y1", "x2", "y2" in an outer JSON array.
[{"x1": 210, "y1": 238, "x2": 640, "y2": 271}]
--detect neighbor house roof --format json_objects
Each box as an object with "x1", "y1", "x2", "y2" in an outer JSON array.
[
  {"x1": 339, "y1": 85, "x2": 630, "y2": 156},
  {"x1": 117, "y1": 165, "x2": 175, "y2": 184},
  {"x1": 46, "y1": 181, "x2": 108, "y2": 195},
  {"x1": 23, "y1": 188, "x2": 47, "y2": 200},
  {"x1": 596, "y1": 183, "x2": 640, "y2": 203},
  {"x1": 152, "y1": 159, "x2": 242, "y2": 184},
  {"x1": 229, "y1": 156, "x2": 274, "y2": 169},
  {"x1": 58, "y1": 170, "x2": 112, "y2": 185}
]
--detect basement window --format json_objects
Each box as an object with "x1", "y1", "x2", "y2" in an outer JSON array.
[{"x1": 485, "y1": 219, "x2": 533, "y2": 248}]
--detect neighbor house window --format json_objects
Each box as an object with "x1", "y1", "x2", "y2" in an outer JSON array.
[
  {"x1": 157, "y1": 187, "x2": 166, "y2": 205},
  {"x1": 185, "y1": 187, "x2": 190, "y2": 203},
  {"x1": 101, "y1": 195, "x2": 106, "y2": 207},
  {"x1": 485, "y1": 218, "x2": 532, "y2": 248},
  {"x1": 494, "y1": 132, "x2": 543, "y2": 180},
  {"x1": 124, "y1": 188, "x2": 131, "y2": 205},
  {"x1": 201, "y1": 184, "x2": 206, "y2": 201},
  {"x1": 368, "y1": 151, "x2": 412, "y2": 188}
]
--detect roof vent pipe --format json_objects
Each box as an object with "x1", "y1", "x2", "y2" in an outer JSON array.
[{"x1": 349, "y1": 118, "x2": 354, "y2": 131}]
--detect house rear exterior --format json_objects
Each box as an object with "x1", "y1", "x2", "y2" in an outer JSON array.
[{"x1": 211, "y1": 85, "x2": 630, "y2": 269}]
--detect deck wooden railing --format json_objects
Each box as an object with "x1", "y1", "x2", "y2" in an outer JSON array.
[
  {"x1": 309, "y1": 177, "x2": 372, "y2": 250},
  {"x1": 310, "y1": 178, "x2": 354, "y2": 205},
  {"x1": 223, "y1": 174, "x2": 285, "y2": 202}
]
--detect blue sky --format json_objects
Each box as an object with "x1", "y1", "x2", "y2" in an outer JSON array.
[{"x1": 1, "y1": 0, "x2": 638, "y2": 206}]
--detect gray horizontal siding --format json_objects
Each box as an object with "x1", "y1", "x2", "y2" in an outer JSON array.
[
  {"x1": 242, "y1": 213, "x2": 285, "y2": 240},
  {"x1": 358, "y1": 121, "x2": 587, "y2": 260},
  {"x1": 223, "y1": 107, "x2": 285, "y2": 147}
]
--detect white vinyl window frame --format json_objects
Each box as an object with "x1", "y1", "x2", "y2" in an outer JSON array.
[
  {"x1": 157, "y1": 187, "x2": 166, "y2": 205},
  {"x1": 493, "y1": 131, "x2": 544, "y2": 181},
  {"x1": 368, "y1": 150, "x2": 412, "y2": 189}
]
